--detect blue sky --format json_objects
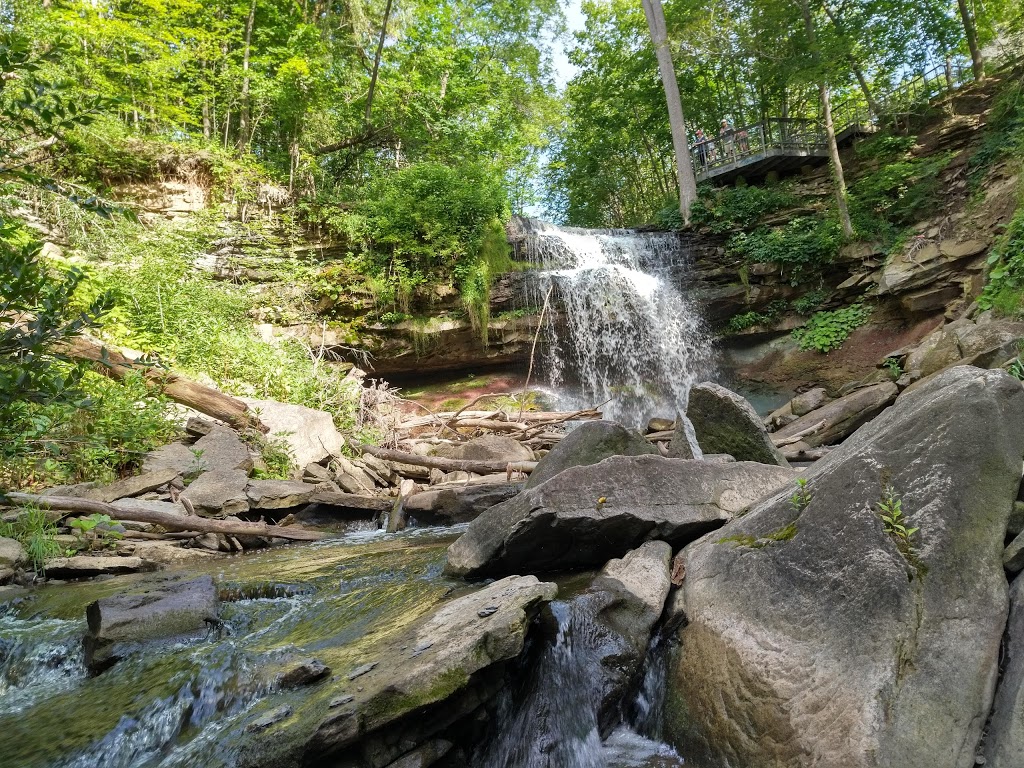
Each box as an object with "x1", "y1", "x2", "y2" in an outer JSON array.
[{"x1": 552, "y1": 0, "x2": 586, "y2": 89}]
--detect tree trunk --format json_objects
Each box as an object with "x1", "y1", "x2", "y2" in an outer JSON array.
[
  {"x1": 956, "y1": 0, "x2": 985, "y2": 81},
  {"x1": 237, "y1": 0, "x2": 257, "y2": 150},
  {"x1": 640, "y1": 0, "x2": 698, "y2": 226},
  {"x1": 800, "y1": 0, "x2": 854, "y2": 238},
  {"x1": 360, "y1": 444, "x2": 537, "y2": 476},
  {"x1": 59, "y1": 336, "x2": 268, "y2": 432},
  {"x1": 365, "y1": 0, "x2": 394, "y2": 128},
  {"x1": 821, "y1": 2, "x2": 882, "y2": 117},
  {"x1": 3, "y1": 494, "x2": 324, "y2": 541}
]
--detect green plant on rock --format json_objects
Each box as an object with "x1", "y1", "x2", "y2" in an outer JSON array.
[
  {"x1": 978, "y1": 203, "x2": 1024, "y2": 317},
  {"x1": 884, "y1": 357, "x2": 904, "y2": 379},
  {"x1": 1009, "y1": 356, "x2": 1024, "y2": 381},
  {"x1": 728, "y1": 216, "x2": 843, "y2": 285},
  {"x1": 790, "y1": 477, "x2": 812, "y2": 513},
  {"x1": 792, "y1": 289, "x2": 830, "y2": 315},
  {"x1": 719, "y1": 522, "x2": 798, "y2": 548},
  {"x1": 876, "y1": 479, "x2": 920, "y2": 568},
  {"x1": 0, "y1": 504, "x2": 63, "y2": 572},
  {"x1": 791, "y1": 304, "x2": 872, "y2": 353},
  {"x1": 246, "y1": 431, "x2": 297, "y2": 480},
  {"x1": 69, "y1": 513, "x2": 123, "y2": 551},
  {"x1": 690, "y1": 184, "x2": 799, "y2": 234}
]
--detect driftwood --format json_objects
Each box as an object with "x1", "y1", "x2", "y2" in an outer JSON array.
[
  {"x1": 360, "y1": 444, "x2": 537, "y2": 476},
  {"x1": 5, "y1": 493, "x2": 324, "y2": 541},
  {"x1": 771, "y1": 420, "x2": 827, "y2": 447},
  {"x1": 398, "y1": 409, "x2": 601, "y2": 431},
  {"x1": 59, "y1": 336, "x2": 267, "y2": 432}
]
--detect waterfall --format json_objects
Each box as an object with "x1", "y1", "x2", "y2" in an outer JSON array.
[{"x1": 515, "y1": 219, "x2": 714, "y2": 428}]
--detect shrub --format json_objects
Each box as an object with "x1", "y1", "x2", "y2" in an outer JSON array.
[
  {"x1": 979, "y1": 203, "x2": 1024, "y2": 316},
  {"x1": 791, "y1": 303, "x2": 872, "y2": 353},
  {"x1": 690, "y1": 184, "x2": 798, "y2": 233},
  {"x1": 728, "y1": 216, "x2": 843, "y2": 284},
  {"x1": 0, "y1": 504, "x2": 63, "y2": 572}
]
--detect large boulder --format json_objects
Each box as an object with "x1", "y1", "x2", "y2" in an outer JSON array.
[
  {"x1": 771, "y1": 381, "x2": 898, "y2": 448},
  {"x1": 525, "y1": 421, "x2": 657, "y2": 489},
  {"x1": 446, "y1": 454, "x2": 795, "y2": 578},
  {"x1": 983, "y1": 574, "x2": 1024, "y2": 766},
  {"x1": 665, "y1": 367, "x2": 1024, "y2": 768},
  {"x1": 237, "y1": 575, "x2": 556, "y2": 768},
  {"x1": 0, "y1": 537, "x2": 27, "y2": 569},
  {"x1": 242, "y1": 398, "x2": 345, "y2": 469},
  {"x1": 180, "y1": 469, "x2": 250, "y2": 517},
  {"x1": 192, "y1": 427, "x2": 254, "y2": 473},
  {"x1": 84, "y1": 575, "x2": 219, "y2": 672},
  {"x1": 687, "y1": 382, "x2": 788, "y2": 467}
]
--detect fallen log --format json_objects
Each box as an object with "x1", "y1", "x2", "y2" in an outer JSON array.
[
  {"x1": 772, "y1": 419, "x2": 827, "y2": 447},
  {"x1": 448, "y1": 418, "x2": 529, "y2": 433},
  {"x1": 59, "y1": 336, "x2": 267, "y2": 432},
  {"x1": 360, "y1": 444, "x2": 537, "y2": 476},
  {"x1": 4, "y1": 493, "x2": 324, "y2": 541},
  {"x1": 398, "y1": 409, "x2": 601, "y2": 431}
]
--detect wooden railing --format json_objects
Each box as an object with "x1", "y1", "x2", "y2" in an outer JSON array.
[{"x1": 691, "y1": 59, "x2": 974, "y2": 181}]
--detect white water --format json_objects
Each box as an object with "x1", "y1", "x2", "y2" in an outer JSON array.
[{"x1": 517, "y1": 219, "x2": 714, "y2": 429}]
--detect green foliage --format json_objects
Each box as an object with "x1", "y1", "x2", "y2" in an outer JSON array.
[
  {"x1": 792, "y1": 303, "x2": 872, "y2": 353},
  {"x1": 0, "y1": 223, "x2": 114, "y2": 419},
  {"x1": 884, "y1": 357, "x2": 904, "y2": 379},
  {"x1": 725, "y1": 300, "x2": 787, "y2": 333},
  {"x1": 69, "y1": 513, "x2": 124, "y2": 551},
  {"x1": 849, "y1": 135, "x2": 953, "y2": 243},
  {"x1": 0, "y1": 371, "x2": 179, "y2": 490},
  {"x1": 790, "y1": 478, "x2": 812, "y2": 513},
  {"x1": 719, "y1": 522, "x2": 798, "y2": 548},
  {"x1": 792, "y1": 289, "x2": 831, "y2": 315},
  {"x1": 0, "y1": 504, "x2": 62, "y2": 572},
  {"x1": 969, "y1": 77, "x2": 1024, "y2": 189},
  {"x1": 728, "y1": 217, "x2": 843, "y2": 285},
  {"x1": 690, "y1": 184, "x2": 799, "y2": 233},
  {"x1": 876, "y1": 481, "x2": 920, "y2": 564},
  {"x1": 246, "y1": 432, "x2": 297, "y2": 481},
  {"x1": 978, "y1": 202, "x2": 1024, "y2": 316}
]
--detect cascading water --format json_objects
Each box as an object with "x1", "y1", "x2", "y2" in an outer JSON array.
[{"x1": 515, "y1": 218, "x2": 714, "y2": 429}]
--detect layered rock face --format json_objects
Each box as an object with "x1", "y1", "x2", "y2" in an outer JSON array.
[{"x1": 665, "y1": 367, "x2": 1024, "y2": 768}]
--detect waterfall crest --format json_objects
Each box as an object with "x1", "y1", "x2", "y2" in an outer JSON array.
[{"x1": 516, "y1": 218, "x2": 714, "y2": 428}]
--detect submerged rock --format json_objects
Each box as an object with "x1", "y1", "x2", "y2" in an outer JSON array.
[
  {"x1": 666, "y1": 367, "x2": 1024, "y2": 768},
  {"x1": 238, "y1": 574, "x2": 557, "y2": 768},
  {"x1": 525, "y1": 420, "x2": 657, "y2": 489},
  {"x1": 84, "y1": 575, "x2": 219, "y2": 672},
  {"x1": 446, "y1": 454, "x2": 794, "y2": 578},
  {"x1": 686, "y1": 382, "x2": 788, "y2": 466}
]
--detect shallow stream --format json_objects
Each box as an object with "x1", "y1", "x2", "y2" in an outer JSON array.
[{"x1": 1, "y1": 527, "x2": 685, "y2": 768}]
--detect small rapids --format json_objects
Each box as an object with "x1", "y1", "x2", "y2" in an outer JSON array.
[
  {"x1": 516, "y1": 218, "x2": 714, "y2": 429},
  {"x1": 477, "y1": 599, "x2": 686, "y2": 768}
]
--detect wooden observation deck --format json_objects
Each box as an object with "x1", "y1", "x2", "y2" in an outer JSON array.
[{"x1": 691, "y1": 61, "x2": 974, "y2": 185}]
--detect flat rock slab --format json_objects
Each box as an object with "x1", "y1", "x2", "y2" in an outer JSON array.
[
  {"x1": 87, "y1": 467, "x2": 182, "y2": 504},
  {"x1": 246, "y1": 479, "x2": 319, "y2": 510},
  {"x1": 773, "y1": 381, "x2": 898, "y2": 448},
  {"x1": 525, "y1": 421, "x2": 657, "y2": 489},
  {"x1": 45, "y1": 556, "x2": 146, "y2": 579},
  {"x1": 143, "y1": 442, "x2": 201, "y2": 475},
  {"x1": 238, "y1": 575, "x2": 556, "y2": 768},
  {"x1": 84, "y1": 575, "x2": 219, "y2": 672},
  {"x1": 181, "y1": 469, "x2": 250, "y2": 517},
  {"x1": 446, "y1": 454, "x2": 795, "y2": 578},
  {"x1": 666, "y1": 367, "x2": 1024, "y2": 768},
  {"x1": 309, "y1": 487, "x2": 392, "y2": 513},
  {"x1": 687, "y1": 382, "x2": 788, "y2": 466}
]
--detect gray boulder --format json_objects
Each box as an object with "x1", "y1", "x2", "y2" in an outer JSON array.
[
  {"x1": 404, "y1": 482, "x2": 523, "y2": 525},
  {"x1": 526, "y1": 421, "x2": 657, "y2": 489},
  {"x1": 433, "y1": 435, "x2": 533, "y2": 464},
  {"x1": 687, "y1": 382, "x2": 789, "y2": 467},
  {"x1": 242, "y1": 398, "x2": 344, "y2": 469},
  {"x1": 772, "y1": 381, "x2": 898, "y2": 448},
  {"x1": 0, "y1": 537, "x2": 26, "y2": 569},
  {"x1": 446, "y1": 454, "x2": 794, "y2": 578},
  {"x1": 87, "y1": 468, "x2": 181, "y2": 503},
  {"x1": 180, "y1": 469, "x2": 250, "y2": 517},
  {"x1": 246, "y1": 479, "x2": 319, "y2": 510},
  {"x1": 84, "y1": 575, "x2": 219, "y2": 672},
  {"x1": 192, "y1": 427, "x2": 254, "y2": 473},
  {"x1": 665, "y1": 367, "x2": 1024, "y2": 768},
  {"x1": 983, "y1": 574, "x2": 1024, "y2": 767},
  {"x1": 791, "y1": 387, "x2": 829, "y2": 417},
  {"x1": 143, "y1": 442, "x2": 203, "y2": 475}
]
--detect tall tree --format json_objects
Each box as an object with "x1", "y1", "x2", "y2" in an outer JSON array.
[
  {"x1": 798, "y1": 0, "x2": 854, "y2": 238},
  {"x1": 641, "y1": 0, "x2": 698, "y2": 226},
  {"x1": 955, "y1": 0, "x2": 985, "y2": 80}
]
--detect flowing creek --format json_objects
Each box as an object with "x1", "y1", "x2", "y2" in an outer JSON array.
[{"x1": 0, "y1": 527, "x2": 687, "y2": 767}]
